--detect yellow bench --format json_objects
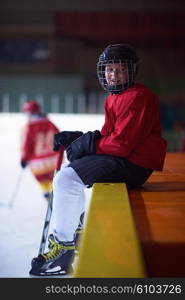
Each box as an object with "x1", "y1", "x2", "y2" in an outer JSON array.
[{"x1": 74, "y1": 183, "x2": 146, "y2": 277}]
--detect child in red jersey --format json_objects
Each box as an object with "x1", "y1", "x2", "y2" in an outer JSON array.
[
  {"x1": 30, "y1": 44, "x2": 167, "y2": 276},
  {"x1": 20, "y1": 100, "x2": 62, "y2": 200}
]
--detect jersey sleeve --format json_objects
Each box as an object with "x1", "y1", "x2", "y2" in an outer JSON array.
[
  {"x1": 20, "y1": 125, "x2": 34, "y2": 161},
  {"x1": 99, "y1": 101, "x2": 110, "y2": 136}
]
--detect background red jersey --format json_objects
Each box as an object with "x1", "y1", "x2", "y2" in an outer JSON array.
[{"x1": 20, "y1": 115, "x2": 61, "y2": 194}]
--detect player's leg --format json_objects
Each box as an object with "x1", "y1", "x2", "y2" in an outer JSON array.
[
  {"x1": 69, "y1": 154, "x2": 153, "y2": 188},
  {"x1": 29, "y1": 165, "x2": 86, "y2": 276}
]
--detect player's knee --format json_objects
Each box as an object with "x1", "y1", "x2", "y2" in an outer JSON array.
[
  {"x1": 53, "y1": 167, "x2": 74, "y2": 189},
  {"x1": 53, "y1": 166, "x2": 84, "y2": 191}
]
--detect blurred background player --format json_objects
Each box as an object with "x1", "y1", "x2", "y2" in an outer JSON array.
[{"x1": 20, "y1": 100, "x2": 62, "y2": 201}]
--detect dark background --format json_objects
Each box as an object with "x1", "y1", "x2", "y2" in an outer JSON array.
[{"x1": 0, "y1": 0, "x2": 185, "y2": 150}]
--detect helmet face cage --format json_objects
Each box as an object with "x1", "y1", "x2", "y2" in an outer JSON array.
[
  {"x1": 97, "y1": 44, "x2": 139, "y2": 94},
  {"x1": 97, "y1": 59, "x2": 135, "y2": 94}
]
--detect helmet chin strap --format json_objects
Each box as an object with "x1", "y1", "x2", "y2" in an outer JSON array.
[
  {"x1": 106, "y1": 84, "x2": 126, "y2": 93},
  {"x1": 106, "y1": 81, "x2": 133, "y2": 94}
]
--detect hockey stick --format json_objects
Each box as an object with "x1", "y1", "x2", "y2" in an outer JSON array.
[
  {"x1": 8, "y1": 168, "x2": 25, "y2": 208},
  {"x1": 38, "y1": 147, "x2": 64, "y2": 255}
]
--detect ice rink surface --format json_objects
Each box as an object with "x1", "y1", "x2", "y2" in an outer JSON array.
[{"x1": 0, "y1": 113, "x2": 104, "y2": 277}]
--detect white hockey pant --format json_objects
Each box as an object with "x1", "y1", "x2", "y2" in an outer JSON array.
[{"x1": 52, "y1": 163, "x2": 86, "y2": 242}]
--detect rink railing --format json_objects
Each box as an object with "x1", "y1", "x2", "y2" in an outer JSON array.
[{"x1": 0, "y1": 92, "x2": 107, "y2": 114}]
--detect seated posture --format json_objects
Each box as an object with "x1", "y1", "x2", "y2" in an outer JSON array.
[
  {"x1": 20, "y1": 100, "x2": 61, "y2": 200},
  {"x1": 29, "y1": 44, "x2": 167, "y2": 276}
]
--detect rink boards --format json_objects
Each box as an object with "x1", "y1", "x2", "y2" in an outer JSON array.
[
  {"x1": 74, "y1": 183, "x2": 146, "y2": 278},
  {"x1": 74, "y1": 153, "x2": 185, "y2": 277}
]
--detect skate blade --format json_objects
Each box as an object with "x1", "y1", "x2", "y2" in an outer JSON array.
[
  {"x1": 29, "y1": 268, "x2": 74, "y2": 278},
  {"x1": 29, "y1": 273, "x2": 72, "y2": 278}
]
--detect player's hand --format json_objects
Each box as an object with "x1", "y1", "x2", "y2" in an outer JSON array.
[
  {"x1": 66, "y1": 130, "x2": 101, "y2": 162},
  {"x1": 20, "y1": 160, "x2": 27, "y2": 168},
  {"x1": 53, "y1": 131, "x2": 83, "y2": 151}
]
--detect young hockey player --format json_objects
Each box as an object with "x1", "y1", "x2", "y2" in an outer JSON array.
[
  {"x1": 20, "y1": 100, "x2": 61, "y2": 200},
  {"x1": 29, "y1": 44, "x2": 167, "y2": 276}
]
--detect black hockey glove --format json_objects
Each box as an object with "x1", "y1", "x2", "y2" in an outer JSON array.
[
  {"x1": 66, "y1": 130, "x2": 101, "y2": 162},
  {"x1": 20, "y1": 160, "x2": 27, "y2": 168},
  {"x1": 53, "y1": 131, "x2": 83, "y2": 151}
]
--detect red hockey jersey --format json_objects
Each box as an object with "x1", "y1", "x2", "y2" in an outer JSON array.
[
  {"x1": 20, "y1": 116, "x2": 60, "y2": 189},
  {"x1": 96, "y1": 83, "x2": 167, "y2": 171},
  {"x1": 21, "y1": 116, "x2": 59, "y2": 161}
]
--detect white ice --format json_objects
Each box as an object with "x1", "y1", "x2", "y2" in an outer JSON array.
[{"x1": 0, "y1": 113, "x2": 104, "y2": 277}]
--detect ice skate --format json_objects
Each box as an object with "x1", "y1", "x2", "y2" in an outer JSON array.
[{"x1": 29, "y1": 234, "x2": 75, "y2": 276}]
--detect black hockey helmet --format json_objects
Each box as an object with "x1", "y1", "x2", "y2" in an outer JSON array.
[{"x1": 97, "y1": 44, "x2": 140, "y2": 94}]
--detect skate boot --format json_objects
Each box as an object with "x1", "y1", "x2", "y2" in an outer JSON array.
[
  {"x1": 29, "y1": 234, "x2": 75, "y2": 276},
  {"x1": 74, "y1": 212, "x2": 85, "y2": 253}
]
